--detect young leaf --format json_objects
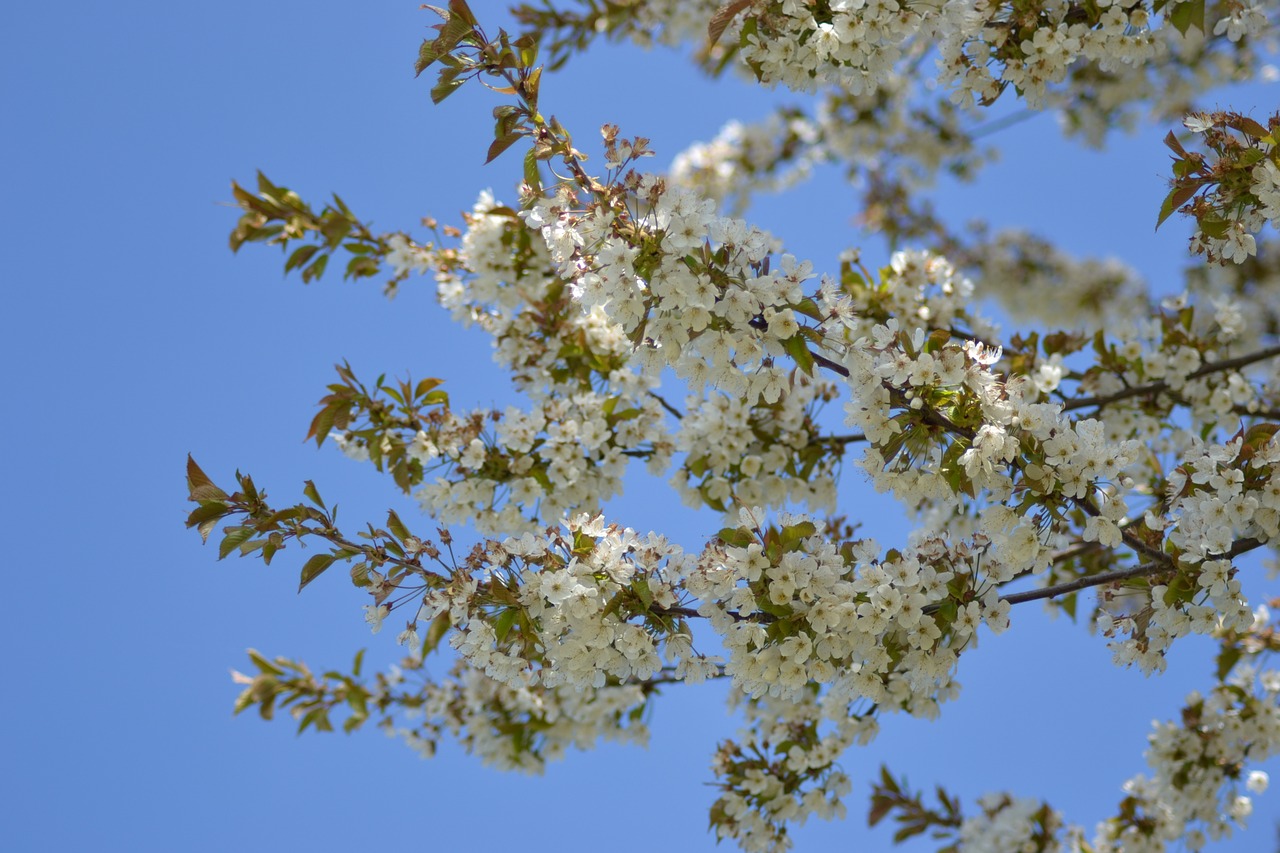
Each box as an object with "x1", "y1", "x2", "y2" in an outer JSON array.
[
  {"x1": 431, "y1": 75, "x2": 466, "y2": 105},
  {"x1": 486, "y1": 131, "x2": 523, "y2": 164},
  {"x1": 386, "y1": 509, "x2": 411, "y2": 542},
  {"x1": 1163, "y1": 129, "x2": 1189, "y2": 159},
  {"x1": 186, "y1": 455, "x2": 228, "y2": 502},
  {"x1": 285, "y1": 244, "x2": 320, "y2": 273},
  {"x1": 783, "y1": 334, "x2": 815, "y2": 375},
  {"x1": 1156, "y1": 184, "x2": 1199, "y2": 230},
  {"x1": 718, "y1": 527, "x2": 754, "y2": 548},
  {"x1": 299, "y1": 552, "x2": 338, "y2": 591},
  {"x1": 187, "y1": 501, "x2": 231, "y2": 543},
  {"x1": 414, "y1": 377, "x2": 443, "y2": 399},
  {"x1": 709, "y1": 0, "x2": 755, "y2": 46},
  {"x1": 302, "y1": 480, "x2": 326, "y2": 510},
  {"x1": 1169, "y1": 0, "x2": 1204, "y2": 35},
  {"x1": 218, "y1": 526, "x2": 256, "y2": 560}
]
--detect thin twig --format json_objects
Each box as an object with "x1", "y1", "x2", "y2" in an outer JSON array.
[
  {"x1": 969, "y1": 108, "x2": 1036, "y2": 139},
  {"x1": 812, "y1": 350, "x2": 850, "y2": 377},
  {"x1": 648, "y1": 390, "x2": 685, "y2": 420},
  {"x1": 819, "y1": 432, "x2": 867, "y2": 445},
  {"x1": 1071, "y1": 495, "x2": 1169, "y2": 565}
]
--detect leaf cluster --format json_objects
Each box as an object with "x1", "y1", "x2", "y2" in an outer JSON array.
[
  {"x1": 867, "y1": 766, "x2": 964, "y2": 848},
  {"x1": 1157, "y1": 111, "x2": 1280, "y2": 237},
  {"x1": 231, "y1": 648, "x2": 387, "y2": 735},
  {"x1": 230, "y1": 171, "x2": 386, "y2": 283},
  {"x1": 307, "y1": 360, "x2": 450, "y2": 492},
  {"x1": 185, "y1": 455, "x2": 448, "y2": 594}
]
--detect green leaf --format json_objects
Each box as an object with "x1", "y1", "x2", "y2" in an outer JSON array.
[
  {"x1": 218, "y1": 526, "x2": 256, "y2": 560},
  {"x1": 493, "y1": 607, "x2": 519, "y2": 645},
  {"x1": 187, "y1": 501, "x2": 231, "y2": 543},
  {"x1": 302, "y1": 480, "x2": 326, "y2": 510},
  {"x1": 307, "y1": 400, "x2": 346, "y2": 447},
  {"x1": 523, "y1": 65, "x2": 542, "y2": 111},
  {"x1": 783, "y1": 334, "x2": 815, "y2": 375},
  {"x1": 386, "y1": 509, "x2": 411, "y2": 542},
  {"x1": 718, "y1": 527, "x2": 754, "y2": 548},
  {"x1": 1153, "y1": 182, "x2": 1186, "y2": 231},
  {"x1": 779, "y1": 521, "x2": 817, "y2": 548},
  {"x1": 301, "y1": 253, "x2": 329, "y2": 283},
  {"x1": 1156, "y1": 184, "x2": 1199, "y2": 230},
  {"x1": 320, "y1": 218, "x2": 351, "y2": 249},
  {"x1": 1169, "y1": 0, "x2": 1204, "y2": 34},
  {"x1": 631, "y1": 577, "x2": 654, "y2": 610},
  {"x1": 1238, "y1": 147, "x2": 1265, "y2": 168},
  {"x1": 1199, "y1": 216, "x2": 1230, "y2": 239},
  {"x1": 236, "y1": 538, "x2": 267, "y2": 557},
  {"x1": 345, "y1": 255, "x2": 379, "y2": 282},
  {"x1": 430, "y1": 69, "x2": 466, "y2": 105},
  {"x1": 415, "y1": 37, "x2": 446, "y2": 76},
  {"x1": 414, "y1": 377, "x2": 443, "y2": 399},
  {"x1": 1215, "y1": 644, "x2": 1243, "y2": 681},
  {"x1": 421, "y1": 613, "x2": 451, "y2": 657},
  {"x1": 793, "y1": 297, "x2": 824, "y2": 322},
  {"x1": 516, "y1": 149, "x2": 541, "y2": 195},
  {"x1": 285, "y1": 244, "x2": 320, "y2": 273},
  {"x1": 297, "y1": 706, "x2": 333, "y2": 734},
  {"x1": 298, "y1": 552, "x2": 337, "y2": 591},
  {"x1": 247, "y1": 649, "x2": 285, "y2": 676}
]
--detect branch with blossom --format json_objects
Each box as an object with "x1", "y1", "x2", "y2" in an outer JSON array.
[{"x1": 188, "y1": 1, "x2": 1280, "y2": 850}]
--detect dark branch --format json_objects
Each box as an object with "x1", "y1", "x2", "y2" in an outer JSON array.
[
  {"x1": 1064, "y1": 343, "x2": 1280, "y2": 412},
  {"x1": 1000, "y1": 561, "x2": 1171, "y2": 606},
  {"x1": 648, "y1": 390, "x2": 685, "y2": 420},
  {"x1": 1001, "y1": 537, "x2": 1268, "y2": 607}
]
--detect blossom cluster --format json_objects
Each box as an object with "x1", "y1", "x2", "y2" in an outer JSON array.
[
  {"x1": 403, "y1": 514, "x2": 719, "y2": 693},
  {"x1": 669, "y1": 111, "x2": 824, "y2": 216},
  {"x1": 673, "y1": 375, "x2": 842, "y2": 517},
  {"x1": 337, "y1": 192, "x2": 678, "y2": 534},
  {"x1": 674, "y1": 0, "x2": 1269, "y2": 144},
  {"x1": 208, "y1": 6, "x2": 1280, "y2": 848},
  {"x1": 958, "y1": 794, "x2": 1063, "y2": 853},
  {"x1": 524, "y1": 175, "x2": 810, "y2": 399},
  {"x1": 386, "y1": 155, "x2": 1280, "y2": 688},
  {"x1": 313, "y1": 166, "x2": 1280, "y2": 848},
  {"x1": 384, "y1": 655, "x2": 655, "y2": 773},
  {"x1": 1168, "y1": 110, "x2": 1280, "y2": 265},
  {"x1": 1087, "y1": 646, "x2": 1280, "y2": 851},
  {"x1": 708, "y1": 689, "x2": 860, "y2": 852}
]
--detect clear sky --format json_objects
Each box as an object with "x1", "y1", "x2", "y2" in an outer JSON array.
[{"x1": 4, "y1": 2, "x2": 1279, "y2": 851}]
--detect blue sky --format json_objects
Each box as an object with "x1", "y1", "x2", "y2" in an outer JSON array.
[{"x1": 4, "y1": 2, "x2": 1279, "y2": 851}]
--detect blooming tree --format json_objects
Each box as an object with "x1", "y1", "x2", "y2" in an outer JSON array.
[{"x1": 187, "y1": 1, "x2": 1280, "y2": 850}]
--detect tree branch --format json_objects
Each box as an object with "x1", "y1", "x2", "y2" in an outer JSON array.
[
  {"x1": 1000, "y1": 536, "x2": 1268, "y2": 607},
  {"x1": 1063, "y1": 343, "x2": 1280, "y2": 412},
  {"x1": 648, "y1": 390, "x2": 685, "y2": 419},
  {"x1": 818, "y1": 432, "x2": 867, "y2": 445},
  {"x1": 999, "y1": 561, "x2": 1172, "y2": 606}
]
